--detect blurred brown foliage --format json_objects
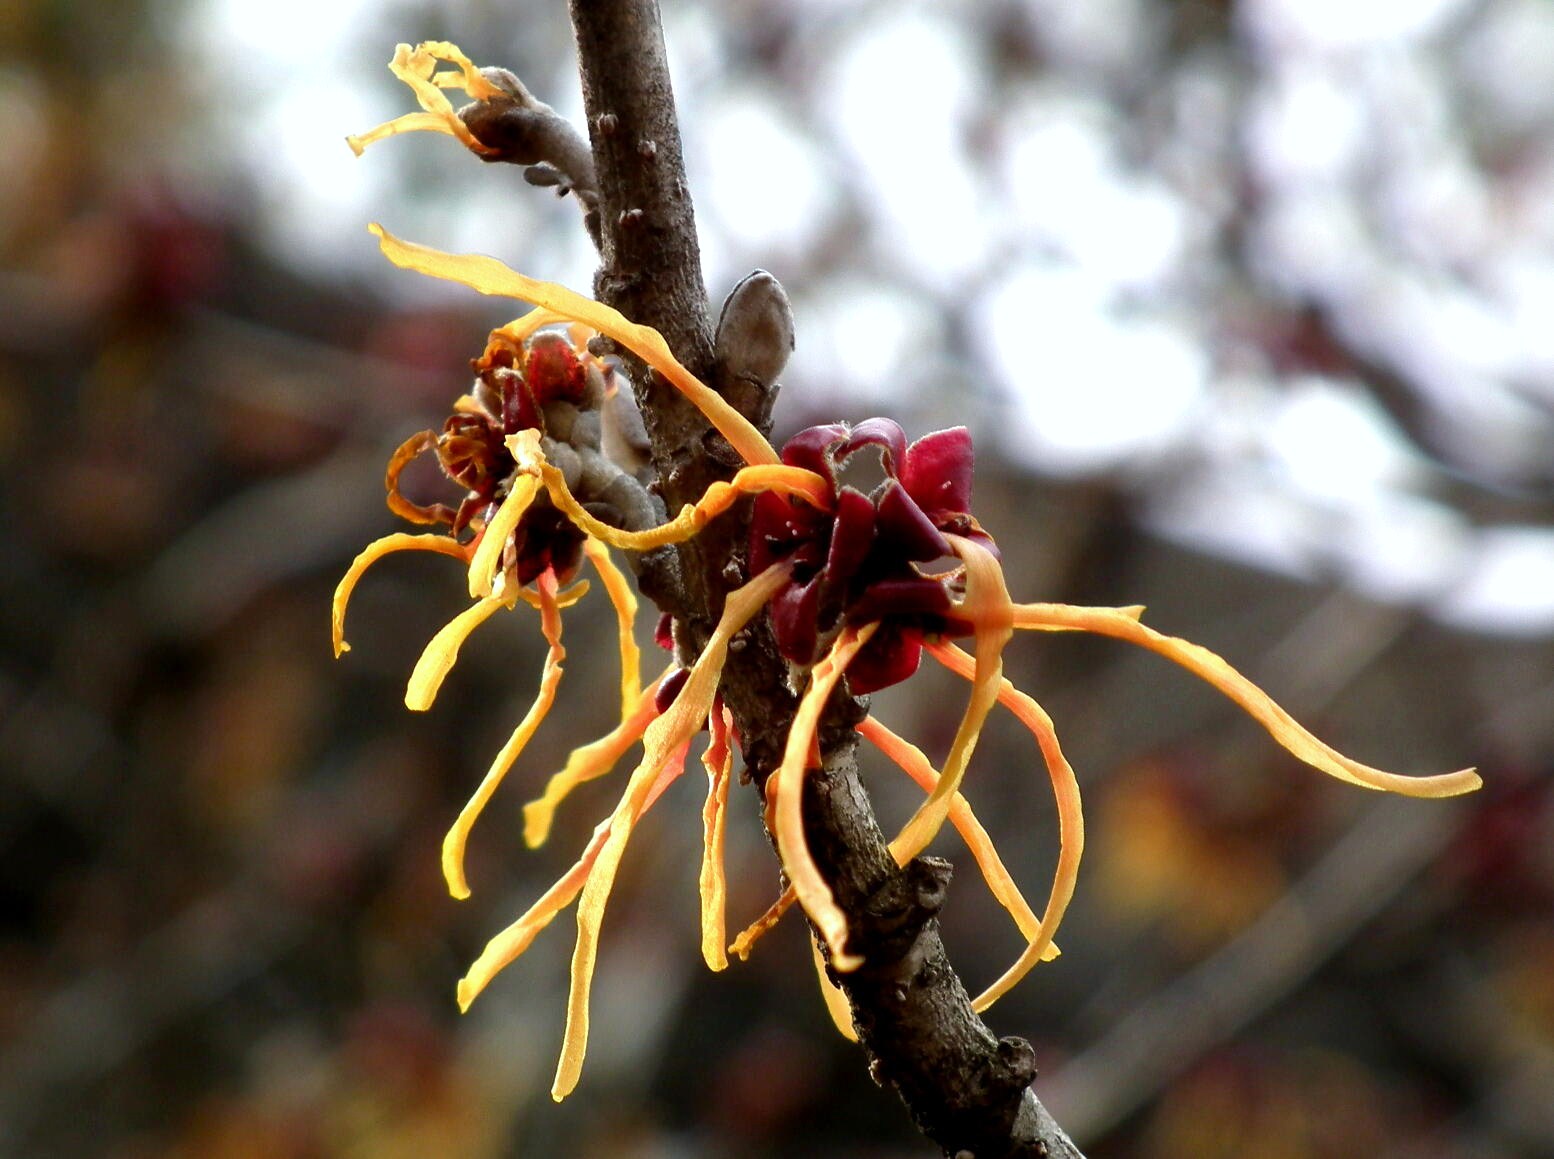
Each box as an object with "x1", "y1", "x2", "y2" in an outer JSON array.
[{"x1": 2, "y1": 1, "x2": 1552, "y2": 1157}]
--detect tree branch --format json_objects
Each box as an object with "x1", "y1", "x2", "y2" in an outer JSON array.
[{"x1": 566, "y1": 3, "x2": 1085, "y2": 1154}]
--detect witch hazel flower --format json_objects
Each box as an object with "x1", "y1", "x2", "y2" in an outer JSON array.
[
  {"x1": 346, "y1": 41, "x2": 507, "y2": 159},
  {"x1": 751, "y1": 418, "x2": 995, "y2": 695},
  {"x1": 339, "y1": 39, "x2": 1482, "y2": 1096},
  {"x1": 746, "y1": 415, "x2": 1479, "y2": 1003},
  {"x1": 333, "y1": 224, "x2": 832, "y2": 1100}
]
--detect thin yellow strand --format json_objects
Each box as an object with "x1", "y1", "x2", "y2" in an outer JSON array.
[
  {"x1": 489, "y1": 308, "x2": 568, "y2": 351},
  {"x1": 810, "y1": 938, "x2": 858, "y2": 1042},
  {"x1": 553, "y1": 564, "x2": 793, "y2": 1100},
  {"x1": 522, "y1": 668, "x2": 671, "y2": 849},
  {"x1": 405, "y1": 595, "x2": 510, "y2": 711},
  {"x1": 512, "y1": 578, "x2": 591, "y2": 612},
  {"x1": 414, "y1": 40, "x2": 504, "y2": 100},
  {"x1": 347, "y1": 110, "x2": 455, "y2": 155},
  {"x1": 1011, "y1": 604, "x2": 1480, "y2": 798},
  {"x1": 888, "y1": 537, "x2": 1012, "y2": 861},
  {"x1": 1012, "y1": 602, "x2": 1146, "y2": 631},
  {"x1": 583, "y1": 537, "x2": 642, "y2": 716},
  {"x1": 370, "y1": 224, "x2": 781, "y2": 467},
  {"x1": 508, "y1": 438, "x2": 830, "y2": 551},
  {"x1": 858, "y1": 715, "x2": 1058, "y2": 960},
  {"x1": 458, "y1": 817, "x2": 610, "y2": 1011},
  {"x1": 468, "y1": 468, "x2": 540, "y2": 599},
  {"x1": 924, "y1": 641, "x2": 1084, "y2": 1011},
  {"x1": 332, "y1": 533, "x2": 469, "y2": 656},
  {"x1": 699, "y1": 706, "x2": 735, "y2": 971},
  {"x1": 458, "y1": 741, "x2": 688, "y2": 1012},
  {"x1": 348, "y1": 41, "x2": 500, "y2": 157},
  {"x1": 442, "y1": 572, "x2": 566, "y2": 901},
  {"x1": 730, "y1": 886, "x2": 796, "y2": 961},
  {"x1": 772, "y1": 622, "x2": 879, "y2": 972}
]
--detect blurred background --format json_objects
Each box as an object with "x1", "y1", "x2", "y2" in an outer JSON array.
[{"x1": 3, "y1": 0, "x2": 1553, "y2": 1155}]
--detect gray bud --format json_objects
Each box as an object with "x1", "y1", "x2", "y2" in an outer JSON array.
[
  {"x1": 567, "y1": 407, "x2": 603, "y2": 451},
  {"x1": 715, "y1": 270, "x2": 795, "y2": 389},
  {"x1": 577, "y1": 451, "x2": 662, "y2": 533},
  {"x1": 541, "y1": 399, "x2": 581, "y2": 444},
  {"x1": 540, "y1": 436, "x2": 583, "y2": 491}
]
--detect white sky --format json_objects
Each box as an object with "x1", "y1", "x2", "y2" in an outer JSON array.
[{"x1": 183, "y1": 0, "x2": 1554, "y2": 638}]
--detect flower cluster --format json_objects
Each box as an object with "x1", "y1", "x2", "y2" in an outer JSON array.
[
  {"x1": 339, "y1": 41, "x2": 1482, "y2": 1100},
  {"x1": 750, "y1": 418, "x2": 993, "y2": 693}
]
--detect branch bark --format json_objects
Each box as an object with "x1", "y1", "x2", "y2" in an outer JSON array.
[{"x1": 565, "y1": 3, "x2": 1085, "y2": 1154}]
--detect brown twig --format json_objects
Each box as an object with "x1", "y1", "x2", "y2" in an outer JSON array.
[
  {"x1": 459, "y1": 67, "x2": 603, "y2": 246},
  {"x1": 564, "y1": 1, "x2": 1084, "y2": 1154}
]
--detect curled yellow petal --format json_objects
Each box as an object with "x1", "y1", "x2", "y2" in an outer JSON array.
[
  {"x1": 1012, "y1": 602, "x2": 1146, "y2": 631},
  {"x1": 888, "y1": 537, "x2": 1012, "y2": 862},
  {"x1": 553, "y1": 739, "x2": 691, "y2": 1100},
  {"x1": 332, "y1": 532, "x2": 469, "y2": 657},
  {"x1": 553, "y1": 563, "x2": 792, "y2": 1100},
  {"x1": 924, "y1": 642, "x2": 1083, "y2": 1011},
  {"x1": 521, "y1": 451, "x2": 831, "y2": 552},
  {"x1": 405, "y1": 595, "x2": 510, "y2": 712},
  {"x1": 810, "y1": 937, "x2": 858, "y2": 1042},
  {"x1": 1012, "y1": 603, "x2": 1480, "y2": 798},
  {"x1": 458, "y1": 740, "x2": 688, "y2": 1013},
  {"x1": 414, "y1": 40, "x2": 504, "y2": 100},
  {"x1": 468, "y1": 466, "x2": 540, "y2": 599},
  {"x1": 730, "y1": 885, "x2": 796, "y2": 961},
  {"x1": 513, "y1": 577, "x2": 591, "y2": 611},
  {"x1": 442, "y1": 570, "x2": 566, "y2": 901},
  {"x1": 858, "y1": 714, "x2": 1058, "y2": 961},
  {"x1": 584, "y1": 537, "x2": 641, "y2": 716},
  {"x1": 348, "y1": 111, "x2": 453, "y2": 156},
  {"x1": 403, "y1": 580, "x2": 588, "y2": 709},
  {"x1": 699, "y1": 706, "x2": 735, "y2": 971},
  {"x1": 452, "y1": 392, "x2": 490, "y2": 418},
  {"x1": 522, "y1": 667, "x2": 671, "y2": 849},
  {"x1": 458, "y1": 816, "x2": 609, "y2": 1012},
  {"x1": 348, "y1": 41, "x2": 501, "y2": 157},
  {"x1": 489, "y1": 308, "x2": 569, "y2": 352},
  {"x1": 772, "y1": 622, "x2": 879, "y2": 972},
  {"x1": 370, "y1": 224, "x2": 780, "y2": 467},
  {"x1": 384, "y1": 429, "x2": 453, "y2": 527}
]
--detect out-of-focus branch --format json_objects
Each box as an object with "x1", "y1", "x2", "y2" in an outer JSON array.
[
  {"x1": 1041, "y1": 796, "x2": 1474, "y2": 1142},
  {"x1": 459, "y1": 69, "x2": 601, "y2": 246},
  {"x1": 564, "y1": 2, "x2": 1084, "y2": 1154}
]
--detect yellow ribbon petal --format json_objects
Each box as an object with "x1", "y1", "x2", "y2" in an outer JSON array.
[
  {"x1": 810, "y1": 937, "x2": 858, "y2": 1042},
  {"x1": 858, "y1": 714, "x2": 1059, "y2": 961},
  {"x1": 489, "y1": 308, "x2": 569, "y2": 352},
  {"x1": 348, "y1": 41, "x2": 501, "y2": 157},
  {"x1": 512, "y1": 578, "x2": 590, "y2": 611},
  {"x1": 553, "y1": 563, "x2": 792, "y2": 1100},
  {"x1": 1012, "y1": 602, "x2": 1146, "y2": 631},
  {"x1": 442, "y1": 570, "x2": 566, "y2": 900},
  {"x1": 468, "y1": 467, "x2": 540, "y2": 599},
  {"x1": 522, "y1": 453, "x2": 831, "y2": 552},
  {"x1": 458, "y1": 736, "x2": 688, "y2": 1012},
  {"x1": 923, "y1": 642, "x2": 1083, "y2": 1010},
  {"x1": 458, "y1": 816, "x2": 610, "y2": 1011},
  {"x1": 405, "y1": 595, "x2": 510, "y2": 711},
  {"x1": 729, "y1": 885, "x2": 796, "y2": 961},
  {"x1": 332, "y1": 532, "x2": 469, "y2": 657},
  {"x1": 699, "y1": 705, "x2": 735, "y2": 971},
  {"x1": 1011, "y1": 604, "x2": 1480, "y2": 798},
  {"x1": 370, "y1": 224, "x2": 781, "y2": 467},
  {"x1": 584, "y1": 537, "x2": 642, "y2": 717},
  {"x1": 888, "y1": 537, "x2": 1012, "y2": 861},
  {"x1": 522, "y1": 668, "x2": 671, "y2": 849},
  {"x1": 772, "y1": 621, "x2": 879, "y2": 972}
]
